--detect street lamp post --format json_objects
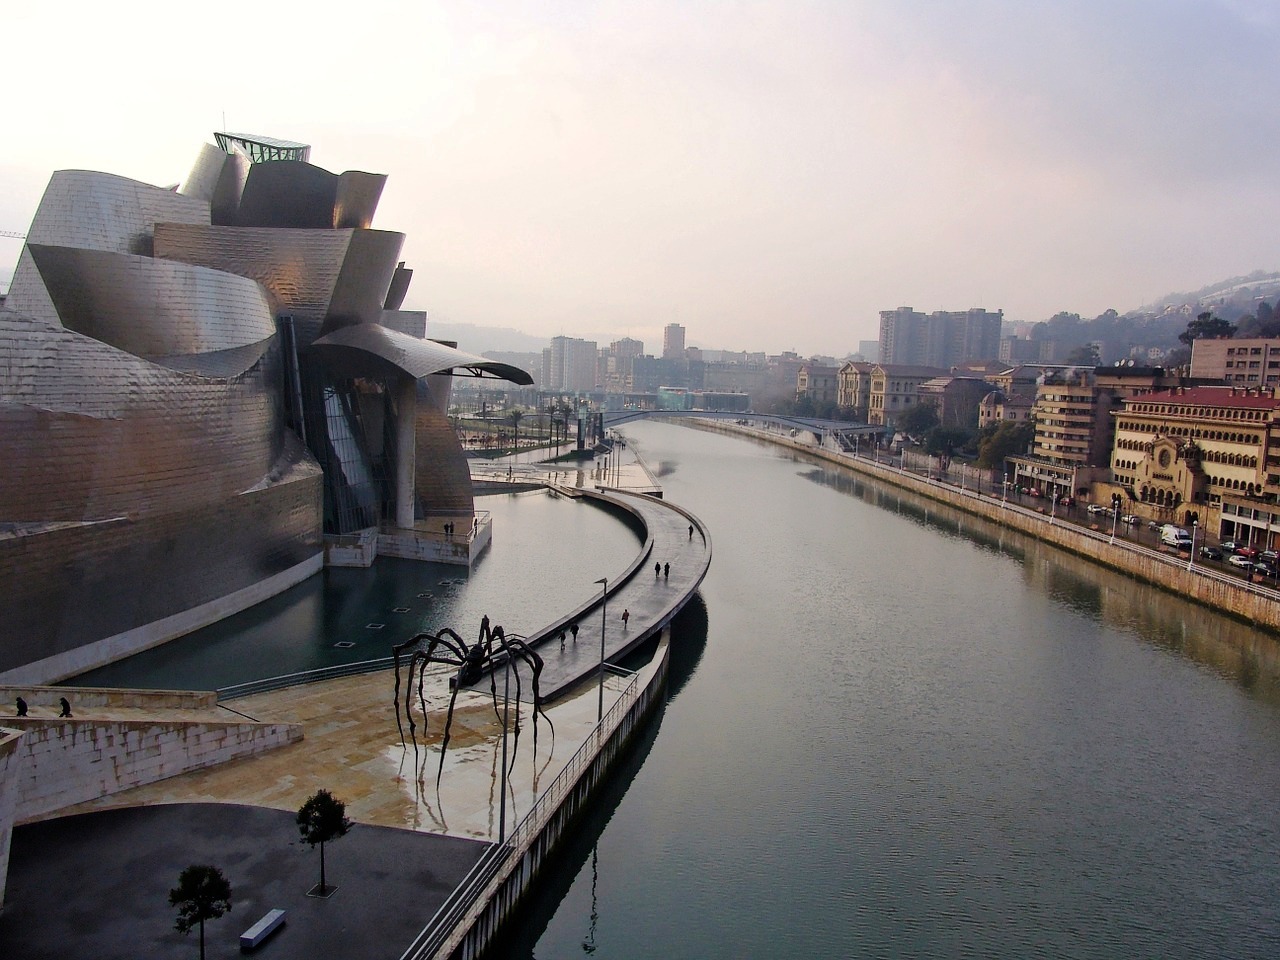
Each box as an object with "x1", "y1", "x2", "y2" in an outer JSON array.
[
  {"x1": 1189, "y1": 519, "x2": 1198, "y2": 571},
  {"x1": 594, "y1": 577, "x2": 607, "y2": 721},
  {"x1": 1051, "y1": 489, "x2": 1059, "y2": 524},
  {"x1": 1110, "y1": 508, "x2": 1119, "y2": 545}
]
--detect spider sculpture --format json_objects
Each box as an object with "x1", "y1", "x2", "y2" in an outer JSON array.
[{"x1": 392, "y1": 615, "x2": 552, "y2": 787}]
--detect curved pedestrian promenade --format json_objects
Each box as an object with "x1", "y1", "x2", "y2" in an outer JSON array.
[{"x1": 495, "y1": 487, "x2": 711, "y2": 701}]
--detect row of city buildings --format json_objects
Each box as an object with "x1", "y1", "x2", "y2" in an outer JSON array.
[
  {"x1": 1005, "y1": 342, "x2": 1280, "y2": 548},
  {"x1": 793, "y1": 341, "x2": 1280, "y2": 549},
  {"x1": 531, "y1": 328, "x2": 828, "y2": 411}
]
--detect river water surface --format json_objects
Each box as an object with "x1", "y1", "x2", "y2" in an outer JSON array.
[{"x1": 513, "y1": 420, "x2": 1280, "y2": 959}]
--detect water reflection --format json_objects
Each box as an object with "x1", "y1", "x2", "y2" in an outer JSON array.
[{"x1": 799, "y1": 462, "x2": 1280, "y2": 703}]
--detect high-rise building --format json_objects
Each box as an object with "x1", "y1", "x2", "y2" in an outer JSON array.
[
  {"x1": 601, "y1": 337, "x2": 645, "y2": 392},
  {"x1": 542, "y1": 336, "x2": 599, "y2": 392},
  {"x1": 879, "y1": 307, "x2": 1003, "y2": 367},
  {"x1": 663, "y1": 323, "x2": 686, "y2": 360}
]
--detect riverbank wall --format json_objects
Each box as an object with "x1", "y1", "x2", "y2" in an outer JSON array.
[
  {"x1": 686, "y1": 419, "x2": 1280, "y2": 634},
  {"x1": 414, "y1": 633, "x2": 671, "y2": 960}
]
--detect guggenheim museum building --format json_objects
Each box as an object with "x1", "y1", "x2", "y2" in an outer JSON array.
[{"x1": 0, "y1": 133, "x2": 531, "y2": 684}]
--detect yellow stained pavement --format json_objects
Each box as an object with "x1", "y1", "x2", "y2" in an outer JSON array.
[{"x1": 57, "y1": 665, "x2": 632, "y2": 842}]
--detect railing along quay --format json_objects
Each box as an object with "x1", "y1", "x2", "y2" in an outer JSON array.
[{"x1": 399, "y1": 666, "x2": 644, "y2": 960}]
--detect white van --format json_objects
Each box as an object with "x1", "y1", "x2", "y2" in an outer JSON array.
[{"x1": 1161, "y1": 524, "x2": 1193, "y2": 549}]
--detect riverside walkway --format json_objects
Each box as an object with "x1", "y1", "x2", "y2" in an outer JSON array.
[
  {"x1": 491, "y1": 487, "x2": 710, "y2": 701},
  {"x1": 464, "y1": 440, "x2": 710, "y2": 701}
]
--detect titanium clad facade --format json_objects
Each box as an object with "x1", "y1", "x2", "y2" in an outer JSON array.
[{"x1": 0, "y1": 133, "x2": 530, "y2": 682}]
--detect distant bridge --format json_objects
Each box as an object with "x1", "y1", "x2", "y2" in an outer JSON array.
[{"x1": 599, "y1": 408, "x2": 884, "y2": 446}]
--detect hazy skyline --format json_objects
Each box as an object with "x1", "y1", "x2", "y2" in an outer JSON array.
[{"x1": 3, "y1": 1, "x2": 1277, "y2": 356}]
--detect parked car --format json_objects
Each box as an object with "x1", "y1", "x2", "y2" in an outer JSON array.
[
  {"x1": 1220, "y1": 540, "x2": 1244, "y2": 552},
  {"x1": 1199, "y1": 546, "x2": 1223, "y2": 561},
  {"x1": 1119, "y1": 514, "x2": 1140, "y2": 525},
  {"x1": 1253, "y1": 562, "x2": 1277, "y2": 577},
  {"x1": 1262, "y1": 550, "x2": 1278, "y2": 563},
  {"x1": 1147, "y1": 520, "x2": 1163, "y2": 530},
  {"x1": 1087, "y1": 504, "x2": 1109, "y2": 515},
  {"x1": 1228, "y1": 554, "x2": 1253, "y2": 569},
  {"x1": 1236, "y1": 546, "x2": 1260, "y2": 559}
]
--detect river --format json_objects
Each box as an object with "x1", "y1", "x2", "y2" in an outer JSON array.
[{"x1": 509, "y1": 419, "x2": 1280, "y2": 959}]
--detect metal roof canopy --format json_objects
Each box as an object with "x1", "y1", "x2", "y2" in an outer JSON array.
[{"x1": 309, "y1": 323, "x2": 533, "y2": 385}]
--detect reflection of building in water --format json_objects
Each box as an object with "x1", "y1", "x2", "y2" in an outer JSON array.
[{"x1": 0, "y1": 133, "x2": 530, "y2": 683}]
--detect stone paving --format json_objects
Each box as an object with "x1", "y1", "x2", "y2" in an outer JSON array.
[{"x1": 52, "y1": 665, "x2": 632, "y2": 841}]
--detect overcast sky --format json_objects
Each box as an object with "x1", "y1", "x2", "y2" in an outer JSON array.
[{"x1": 3, "y1": 1, "x2": 1277, "y2": 356}]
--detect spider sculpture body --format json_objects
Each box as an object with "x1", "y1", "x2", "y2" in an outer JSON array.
[{"x1": 392, "y1": 615, "x2": 552, "y2": 786}]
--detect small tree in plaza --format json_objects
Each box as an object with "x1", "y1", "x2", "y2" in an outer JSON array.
[
  {"x1": 169, "y1": 864, "x2": 232, "y2": 960},
  {"x1": 297, "y1": 788, "x2": 352, "y2": 896}
]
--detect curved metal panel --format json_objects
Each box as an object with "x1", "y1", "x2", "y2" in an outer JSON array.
[
  {"x1": 236, "y1": 161, "x2": 338, "y2": 228},
  {"x1": 181, "y1": 143, "x2": 249, "y2": 225},
  {"x1": 333, "y1": 171, "x2": 387, "y2": 229},
  {"x1": 308, "y1": 323, "x2": 533, "y2": 384},
  {"x1": 324, "y1": 229, "x2": 404, "y2": 326},
  {"x1": 0, "y1": 312, "x2": 289, "y2": 522},
  {"x1": 179, "y1": 143, "x2": 231, "y2": 202},
  {"x1": 27, "y1": 245, "x2": 276, "y2": 360},
  {"x1": 6, "y1": 171, "x2": 210, "y2": 320},
  {"x1": 153, "y1": 223, "x2": 353, "y2": 327},
  {"x1": 383, "y1": 264, "x2": 412, "y2": 310},
  {"x1": 149, "y1": 339, "x2": 274, "y2": 378},
  {"x1": 414, "y1": 379, "x2": 474, "y2": 518}
]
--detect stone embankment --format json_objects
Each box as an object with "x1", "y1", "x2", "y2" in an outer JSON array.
[{"x1": 688, "y1": 419, "x2": 1280, "y2": 634}]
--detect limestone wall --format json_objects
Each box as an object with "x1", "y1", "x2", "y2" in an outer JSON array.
[
  {"x1": 5, "y1": 716, "x2": 302, "y2": 823},
  {"x1": 0, "y1": 686, "x2": 216, "y2": 712},
  {"x1": 0, "y1": 728, "x2": 22, "y2": 905}
]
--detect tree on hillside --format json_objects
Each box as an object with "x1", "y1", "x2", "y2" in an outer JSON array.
[
  {"x1": 1178, "y1": 311, "x2": 1236, "y2": 346},
  {"x1": 1163, "y1": 345, "x2": 1191, "y2": 370},
  {"x1": 1235, "y1": 301, "x2": 1280, "y2": 338},
  {"x1": 1066, "y1": 343, "x2": 1101, "y2": 366},
  {"x1": 297, "y1": 789, "x2": 352, "y2": 896},
  {"x1": 169, "y1": 864, "x2": 232, "y2": 960}
]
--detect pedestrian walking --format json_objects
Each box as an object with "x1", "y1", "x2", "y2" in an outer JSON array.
[
  {"x1": 688, "y1": 524, "x2": 693, "y2": 540},
  {"x1": 58, "y1": 696, "x2": 72, "y2": 718},
  {"x1": 655, "y1": 561, "x2": 661, "y2": 577},
  {"x1": 663, "y1": 562, "x2": 669, "y2": 579},
  {"x1": 571, "y1": 624, "x2": 579, "y2": 644},
  {"x1": 16, "y1": 696, "x2": 27, "y2": 717},
  {"x1": 560, "y1": 630, "x2": 566, "y2": 651},
  {"x1": 621, "y1": 609, "x2": 630, "y2": 629}
]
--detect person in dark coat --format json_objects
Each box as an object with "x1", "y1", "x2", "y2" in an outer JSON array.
[
  {"x1": 58, "y1": 696, "x2": 72, "y2": 718},
  {"x1": 16, "y1": 696, "x2": 28, "y2": 717}
]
